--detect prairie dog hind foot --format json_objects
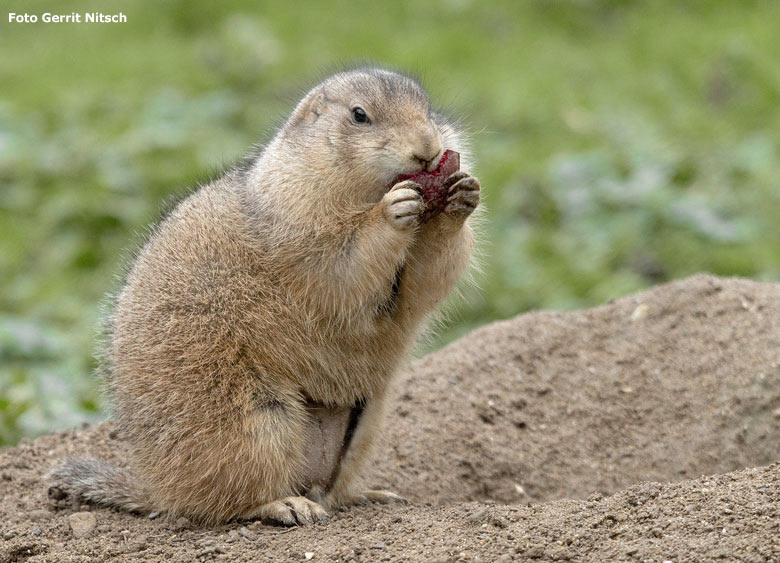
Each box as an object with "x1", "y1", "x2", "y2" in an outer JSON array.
[
  {"x1": 249, "y1": 496, "x2": 330, "y2": 527},
  {"x1": 344, "y1": 489, "x2": 408, "y2": 506}
]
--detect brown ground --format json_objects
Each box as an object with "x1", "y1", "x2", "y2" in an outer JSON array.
[{"x1": 1, "y1": 274, "x2": 779, "y2": 562}]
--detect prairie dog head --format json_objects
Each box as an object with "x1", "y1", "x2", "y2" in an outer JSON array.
[{"x1": 257, "y1": 67, "x2": 468, "y2": 210}]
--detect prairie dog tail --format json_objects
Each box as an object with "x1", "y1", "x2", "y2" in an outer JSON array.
[{"x1": 47, "y1": 458, "x2": 152, "y2": 513}]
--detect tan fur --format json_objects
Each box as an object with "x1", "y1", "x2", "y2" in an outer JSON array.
[{"x1": 49, "y1": 67, "x2": 480, "y2": 525}]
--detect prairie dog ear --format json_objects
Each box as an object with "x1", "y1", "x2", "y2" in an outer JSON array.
[{"x1": 290, "y1": 88, "x2": 326, "y2": 126}]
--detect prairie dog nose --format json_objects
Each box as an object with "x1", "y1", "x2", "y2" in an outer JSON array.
[{"x1": 412, "y1": 142, "x2": 442, "y2": 172}]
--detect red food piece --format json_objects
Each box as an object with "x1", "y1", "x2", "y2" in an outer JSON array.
[{"x1": 392, "y1": 149, "x2": 461, "y2": 221}]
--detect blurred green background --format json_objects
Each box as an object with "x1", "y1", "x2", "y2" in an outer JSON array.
[{"x1": 2, "y1": 0, "x2": 780, "y2": 445}]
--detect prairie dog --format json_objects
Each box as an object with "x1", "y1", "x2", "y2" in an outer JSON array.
[{"x1": 49, "y1": 67, "x2": 480, "y2": 526}]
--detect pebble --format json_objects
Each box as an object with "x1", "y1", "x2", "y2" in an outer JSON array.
[
  {"x1": 28, "y1": 509, "x2": 54, "y2": 521},
  {"x1": 126, "y1": 535, "x2": 148, "y2": 552},
  {"x1": 238, "y1": 526, "x2": 257, "y2": 541},
  {"x1": 304, "y1": 553, "x2": 314, "y2": 560},
  {"x1": 469, "y1": 508, "x2": 488, "y2": 522},
  {"x1": 69, "y1": 512, "x2": 97, "y2": 538},
  {"x1": 148, "y1": 511, "x2": 161, "y2": 519},
  {"x1": 631, "y1": 303, "x2": 649, "y2": 321},
  {"x1": 548, "y1": 546, "x2": 573, "y2": 560},
  {"x1": 198, "y1": 545, "x2": 225, "y2": 556},
  {"x1": 174, "y1": 516, "x2": 191, "y2": 530}
]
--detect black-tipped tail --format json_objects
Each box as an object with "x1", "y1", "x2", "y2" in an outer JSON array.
[{"x1": 47, "y1": 458, "x2": 152, "y2": 513}]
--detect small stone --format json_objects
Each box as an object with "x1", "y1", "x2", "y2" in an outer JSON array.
[
  {"x1": 469, "y1": 508, "x2": 488, "y2": 522},
  {"x1": 79, "y1": 504, "x2": 91, "y2": 512},
  {"x1": 174, "y1": 517, "x2": 191, "y2": 530},
  {"x1": 69, "y1": 512, "x2": 97, "y2": 538},
  {"x1": 247, "y1": 521, "x2": 265, "y2": 532},
  {"x1": 148, "y1": 511, "x2": 161, "y2": 519},
  {"x1": 526, "y1": 546, "x2": 545, "y2": 558},
  {"x1": 370, "y1": 542, "x2": 386, "y2": 549},
  {"x1": 31, "y1": 527, "x2": 42, "y2": 536},
  {"x1": 238, "y1": 527, "x2": 257, "y2": 541},
  {"x1": 548, "y1": 546, "x2": 573, "y2": 560},
  {"x1": 28, "y1": 509, "x2": 54, "y2": 521},
  {"x1": 305, "y1": 553, "x2": 314, "y2": 560},
  {"x1": 631, "y1": 303, "x2": 649, "y2": 321},
  {"x1": 124, "y1": 535, "x2": 148, "y2": 553}
]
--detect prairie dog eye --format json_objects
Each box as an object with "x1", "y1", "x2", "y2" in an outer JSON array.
[{"x1": 351, "y1": 107, "x2": 370, "y2": 125}]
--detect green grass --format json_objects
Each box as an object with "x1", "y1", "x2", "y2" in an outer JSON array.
[{"x1": 2, "y1": 0, "x2": 780, "y2": 444}]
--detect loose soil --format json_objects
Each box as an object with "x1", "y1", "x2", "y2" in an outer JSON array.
[{"x1": 1, "y1": 274, "x2": 778, "y2": 561}]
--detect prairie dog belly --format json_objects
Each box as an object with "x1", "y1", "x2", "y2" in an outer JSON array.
[{"x1": 301, "y1": 401, "x2": 362, "y2": 491}]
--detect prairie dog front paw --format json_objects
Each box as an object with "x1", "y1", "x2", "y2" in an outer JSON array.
[
  {"x1": 382, "y1": 180, "x2": 424, "y2": 230},
  {"x1": 444, "y1": 172, "x2": 481, "y2": 219}
]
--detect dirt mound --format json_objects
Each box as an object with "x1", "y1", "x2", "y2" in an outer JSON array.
[
  {"x1": 1, "y1": 274, "x2": 779, "y2": 561},
  {"x1": 376, "y1": 273, "x2": 780, "y2": 506}
]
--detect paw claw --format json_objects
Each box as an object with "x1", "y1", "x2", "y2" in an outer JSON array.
[
  {"x1": 391, "y1": 179, "x2": 423, "y2": 196},
  {"x1": 444, "y1": 171, "x2": 470, "y2": 190},
  {"x1": 447, "y1": 176, "x2": 480, "y2": 195}
]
